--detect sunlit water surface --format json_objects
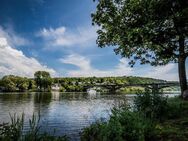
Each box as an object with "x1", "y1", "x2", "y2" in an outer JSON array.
[{"x1": 0, "y1": 92, "x2": 180, "y2": 141}]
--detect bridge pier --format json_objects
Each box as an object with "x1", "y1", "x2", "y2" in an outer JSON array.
[{"x1": 151, "y1": 84, "x2": 160, "y2": 93}]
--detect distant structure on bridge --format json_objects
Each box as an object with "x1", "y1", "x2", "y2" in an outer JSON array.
[
  {"x1": 84, "y1": 82, "x2": 180, "y2": 93},
  {"x1": 51, "y1": 83, "x2": 60, "y2": 91}
]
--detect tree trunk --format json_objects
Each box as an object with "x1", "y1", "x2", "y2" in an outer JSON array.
[{"x1": 178, "y1": 56, "x2": 187, "y2": 98}]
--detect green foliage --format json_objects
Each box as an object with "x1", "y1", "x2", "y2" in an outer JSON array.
[
  {"x1": 34, "y1": 71, "x2": 52, "y2": 91},
  {"x1": 60, "y1": 86, "x2": 66, "y2": 92},
  {"x1": 54, "y1": 76, "x2": 165, "y2": 92},
  {"x1": 28, "y1": 80, "x2": 36, "y2": 91},
  {"x1": 81, "y1": 122, "x2": 105, "y2": 141},
  {"x1": 166, "y1": 97, "x2": 183, "y2": 119},
  {"x1": 81, "y1": 108, "x2": 155, "y2": 141},
  {"x1": 134, "y1": 89, "x2": 169, "y2": 121},
  {"x1": 0, "y1": 114, "x2": 69, "y2": 141},
  {"x1": 0, "y1": 114, "x2": 24, "y2": 141},
  {"x1": 92, "y1": 0, "x2": 188, "y2": 66},
  {"x1": 1, "y1": 75, "x2": 30, "y2": 92},
  {"x1": 23, "y1": 114, "x2": 40, "y2": 140},
  {"x1": 17, "y1": 78, "x2": 29, "y2": 92},
  {"x1": 0, "y1": 75, "x2": 170, "y2": 93},
  {"x1": 81, "y1": 91, "x2": 183, "y2": 141},
  {"x1": 134, "y1": 90, "x2": 182, "y2": 121},
  {"x1": 2, "y1": 78, "x2": 17, "y2": 92}
]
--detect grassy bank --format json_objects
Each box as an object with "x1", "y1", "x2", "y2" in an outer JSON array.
[{"x1": 81, "y1": 91, "x2": 188, "y2": 141}]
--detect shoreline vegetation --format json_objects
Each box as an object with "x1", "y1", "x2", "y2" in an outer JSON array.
[
  {"x1": 81, "y1": 90, "x2": 188, "y2": 141},
  {"x1": 0, "y1": 72, "x2": 180, "y2": 93},
  {"x1": 0, "y1": 114, "x2": 69, "y2": 141},
  {"x1": 1, "y1": 90, "x2": 188, "y2": 141}
]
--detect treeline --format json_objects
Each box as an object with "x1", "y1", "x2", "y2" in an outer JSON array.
[
  {"x1": 0, "y1": 71, "x2": 52, "y2": 92},
  {"x1": 55, "y1": 76, "x2": 166, "y2": 92},
  {"x1": 0, "y1": 72, "x2": 166, "y2": 92},
  {"x1": 0, "y1": 75, "x2": 35, "y2": 92}
]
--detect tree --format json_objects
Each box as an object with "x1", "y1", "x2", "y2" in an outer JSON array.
[
  {"x1": 92, "y1": 0, "x2": 188, "y2": 97},
  {"x1": 1, "y1": 75, "x2": 30, "y2": 92},
  {"x1": 34, "y1": 71, "x2": 52, "y2": 91},
  {"x1": 17, "y1": 77, "x2": 29, "y2": 92},
  {"x1": 28, "y1": 79, "x2": 36, "y2": 90},
  {"x1": 1, "y1": 75, "x2": 17, "y2": 92}
]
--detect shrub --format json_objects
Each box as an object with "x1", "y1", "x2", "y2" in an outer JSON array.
[
  {"x1": 81, "y1": 122, "x2": 105, "y2": 141},
  {"x1": 81, "y1": 108, "x2": 156, "y2": 141},
  {"x1": 109, "y1": 109, "x2": 153, "y2": 141},
  {"x1": 134, "y1": 89, "x2": 169, "y2": 122},
  {"x1": 166, "y1": 97, "x2": 183, "y2": 119},
  {"x1": 134, "y1": 89, "x2": 182, "y2": 121}
]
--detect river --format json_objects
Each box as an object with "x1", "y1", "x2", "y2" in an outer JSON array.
[{"x1": 0, "y1": 92, "x2": 180, "y2": 141}]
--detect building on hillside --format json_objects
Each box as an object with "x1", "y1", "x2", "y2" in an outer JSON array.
[{"x1": 51, "y1": 83, "x2": 60, "y2": 91}]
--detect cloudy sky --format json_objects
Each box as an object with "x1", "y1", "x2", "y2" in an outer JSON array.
[{"x1": 0, "y1": 0, "x2": 187, "y2": 80}]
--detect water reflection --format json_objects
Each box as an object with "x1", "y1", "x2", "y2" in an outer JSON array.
[
  {"x1": 34, "y1": 92, "x2": 52, "y2": 104},
  {"x1": 0, "y1": 92, "x2": 126, "y2": 141}
]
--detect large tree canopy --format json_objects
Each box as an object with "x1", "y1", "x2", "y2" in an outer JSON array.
[
  {"x1": 92, "y1": 0, "x2": 188, "y2": 97},
  {"x1": 34, "y1": 71, "x2": 52, "y2": 91}
]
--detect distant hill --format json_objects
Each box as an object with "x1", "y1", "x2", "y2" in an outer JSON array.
[
  {"x1": 54, "y1": 76, "x2": 167, "y2": 85},
  {"x1": 53, "y1": 76, "x2": 167, "y2": 92}
]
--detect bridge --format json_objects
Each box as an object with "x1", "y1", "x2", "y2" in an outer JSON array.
[{"x1": 84, "y1": 82, "x2": 180, "y2": 93}]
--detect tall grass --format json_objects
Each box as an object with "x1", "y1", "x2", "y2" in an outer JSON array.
[{"x1": 0, "y1": 114, "x2": 69, "y2": 141}]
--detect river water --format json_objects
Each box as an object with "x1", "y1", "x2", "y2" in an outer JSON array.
[{"x1": 0, "y1": 92, "x2": 180, "y2": 141}]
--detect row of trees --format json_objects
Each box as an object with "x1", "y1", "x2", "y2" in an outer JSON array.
[
  {"x1": 0, "y1": 75, "x2": 35, "y2": 92},
  {"x1": 0, "y1": 71, "x2": 52, "y2": 92},
  {"x1": 0, "y1": 72, "x2": 165, "y2": 92}
]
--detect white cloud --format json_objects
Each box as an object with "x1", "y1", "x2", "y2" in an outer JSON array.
[
  {"x1": 60, "y1": 54, "x2": 133, "y2": 77},
  {"x1": 60, "y1": 54, "x2": 182, "y2": 81},
  {"x1": 60, "y1": 54, "x2": 91, "y2": 71},
  {"x1": 0, "y1": 26, "x2": 30, "y2": 47},
  {"x1": 37, "y1": 26, "x2": 97, "y2": 49},
  {"x1": 144, "y1": 63, "x2": 179, "y2": 81},
  {"x1": 0, "y1": 32, "x2": 56, "y2": 77}
]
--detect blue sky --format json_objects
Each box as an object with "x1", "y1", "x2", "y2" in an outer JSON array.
[{"x1": 0, "y1": 0, "x2": 187, "y2": 81}]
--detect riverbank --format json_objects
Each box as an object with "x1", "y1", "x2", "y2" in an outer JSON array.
[{"x1": 81, "y1": 93, "x2": 188, "y2": 141}]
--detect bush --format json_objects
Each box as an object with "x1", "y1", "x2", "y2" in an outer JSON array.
[
  {"x1": 81, "y1": 107, "x2": 156, "y2": 141},
  {"x1": 81, "y1": 122, "x2": 105, "y2": 141},
  {"x1": 134, "y1": 89, "x2": 169, "y2": 121},
  {"x1": 134, "y1": 89, "x2": 182, "y2": 121},
  {"x1": 166, "y1": 97, "x2": 183, "y2": 119}
]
